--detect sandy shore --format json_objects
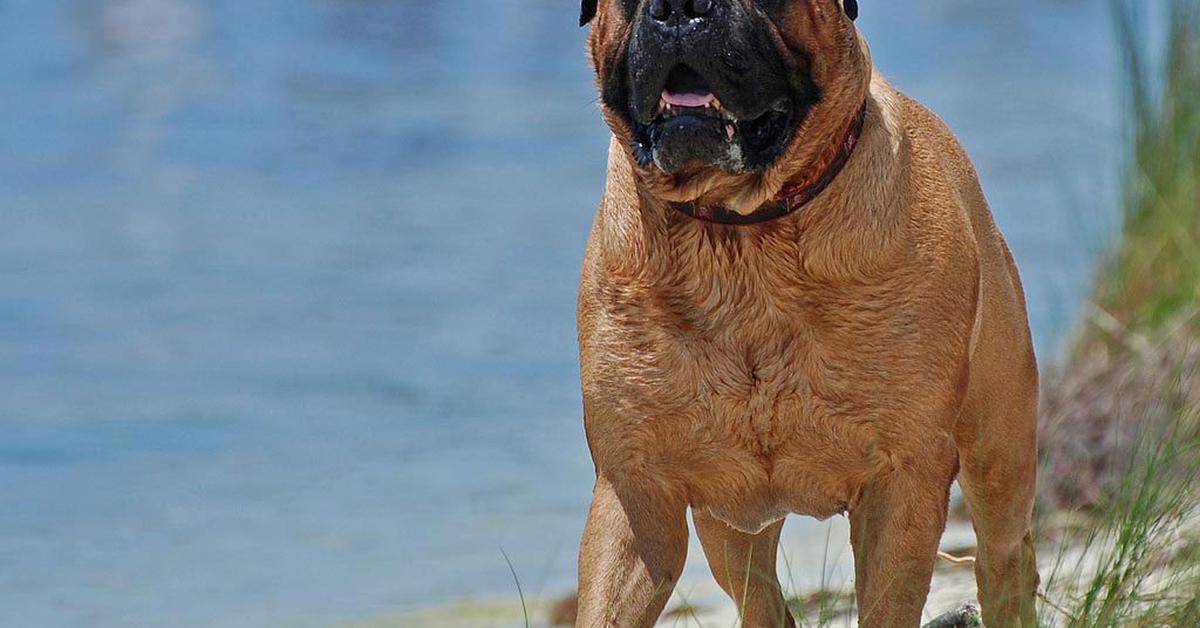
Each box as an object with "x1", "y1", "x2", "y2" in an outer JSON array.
[{"x1": 365, "y1": 517, "x2": 984, "y2": 628}]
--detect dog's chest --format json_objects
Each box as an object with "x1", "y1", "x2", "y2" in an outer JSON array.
[
  {"x1": 633, "y1": 320, "x2": 905, "y2": 523},
  {"x1": 673, "y1": 328, "x2": 819, "y2": 446},
  {"x1": 608, "y1": 276, "x2": 941, "y2": 431},
  {"x1": 584, "y1": 270, "x2": 968, "y2": 526},
  {"x1": 653, "y1": 320, "x2": 891, "y2": 454}
]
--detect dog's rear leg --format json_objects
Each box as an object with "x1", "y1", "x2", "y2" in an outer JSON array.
[
  {"x1": 955, "y1": 370, "x2": 1040, "y2": 628},
  {"x1": 694, "y1": 510, "x2": 794, "y2": 627},
  {"x1": 850, "y1": 460, "x2": 957, "y2": 628},
  {"x1": 576, "y1": 475, "x2": 688, "y2": 628},
  {"x1": 956, "y1": 251, "x2": 1040, "y2": 628}
]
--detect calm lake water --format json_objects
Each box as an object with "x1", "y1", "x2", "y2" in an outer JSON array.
[{"x1": 1, "y1": 1, "x2": 1119, "y2": 626}]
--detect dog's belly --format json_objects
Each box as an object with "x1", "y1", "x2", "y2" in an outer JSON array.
[
  {"x1": 681, "y1": 416, "x2": 887, "y2": 534},
  {"x1": 692, "y1": 459, "x2": 855, "y2": 534}
]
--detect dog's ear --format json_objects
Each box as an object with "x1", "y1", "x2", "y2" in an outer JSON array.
[
  {"x1": 843, "y1": 0, "x2": 859, "y2": 21},
  {"x1": 580, "y1": 0, "x2": 598, "y2": 26}
]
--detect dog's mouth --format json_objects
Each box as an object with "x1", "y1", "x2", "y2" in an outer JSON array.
[{"x1": 632, "y1": 64, "x2": 795, "y2": 174}]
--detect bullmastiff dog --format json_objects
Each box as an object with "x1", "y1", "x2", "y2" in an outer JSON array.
[{"x1": 574, "y1": 1, "x2": 1040, "y2": 626}]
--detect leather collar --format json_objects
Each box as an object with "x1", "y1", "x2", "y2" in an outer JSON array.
[{"x1": 670, "y1": 103, "x2": 868, "y2": 226}]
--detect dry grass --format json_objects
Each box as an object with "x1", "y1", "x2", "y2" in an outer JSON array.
[{"x1": 1033, "y1": 1, "x2": 1200, "y2": 625}]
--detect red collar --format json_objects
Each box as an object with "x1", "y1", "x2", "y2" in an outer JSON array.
[{"x1": 670, "y1": 103, "x2": 867, "y2": 226}]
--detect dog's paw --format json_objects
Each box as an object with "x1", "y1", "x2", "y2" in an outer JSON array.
[{"x1": 921, "y1": 603, "x2": 982, "y2": 628}]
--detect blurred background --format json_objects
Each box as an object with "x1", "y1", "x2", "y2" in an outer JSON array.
[{"x1": 0, "y1": 1, "x2": 1121, "y2": 626}]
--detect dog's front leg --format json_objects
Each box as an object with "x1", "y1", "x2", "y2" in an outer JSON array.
[
  {"x1": 576, "y1": 474, "x2": 688, "y2": 628},
  {"x1": 849, "y1": 466, "x2": 956, "y2": 628}
]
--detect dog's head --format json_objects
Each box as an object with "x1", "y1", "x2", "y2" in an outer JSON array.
[{"x1": 582, "y1": 0, "x2": 870, "y2": 208}]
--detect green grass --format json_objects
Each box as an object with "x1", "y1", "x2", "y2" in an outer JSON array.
[
  {"x1": 1093, "y1": 0, "x2": 1200, "y2": 334},
  {"x1": 1040, "y1": 415, "x2": 1200, "y2": 626},
  {"x1": 1036, "y1": 1, "x2": 1200, "y2": 626}
]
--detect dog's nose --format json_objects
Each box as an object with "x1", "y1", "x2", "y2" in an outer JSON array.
[{"x1": 648, "y1": 0, "x2": 714, "y2": 29}]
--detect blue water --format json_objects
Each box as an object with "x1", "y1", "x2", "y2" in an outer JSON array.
[{"x1": 0, "y1": 1, "x2": 1119, "y2": 626}]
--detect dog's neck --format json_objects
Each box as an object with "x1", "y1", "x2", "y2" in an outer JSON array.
[{"x1": 668, "y1": 102, "x2": 868, "y2": 226}]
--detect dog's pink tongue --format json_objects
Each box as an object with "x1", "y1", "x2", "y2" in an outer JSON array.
[{"x1": 662, "y1": 90, "x2": 714, "y2": 108}]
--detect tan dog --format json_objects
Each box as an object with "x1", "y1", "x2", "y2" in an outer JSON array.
[{"x1": 575, "y1": 1, "x2": 1039, "y2": 626}]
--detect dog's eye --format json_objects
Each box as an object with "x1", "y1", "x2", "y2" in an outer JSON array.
[{"x1": 843, "y1": 0, "x2": 859, "y2": 21}]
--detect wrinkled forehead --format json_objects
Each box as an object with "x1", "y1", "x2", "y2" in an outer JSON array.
[{"x1": 580, "y1": 0, "x2": 857, "y2": 27}]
